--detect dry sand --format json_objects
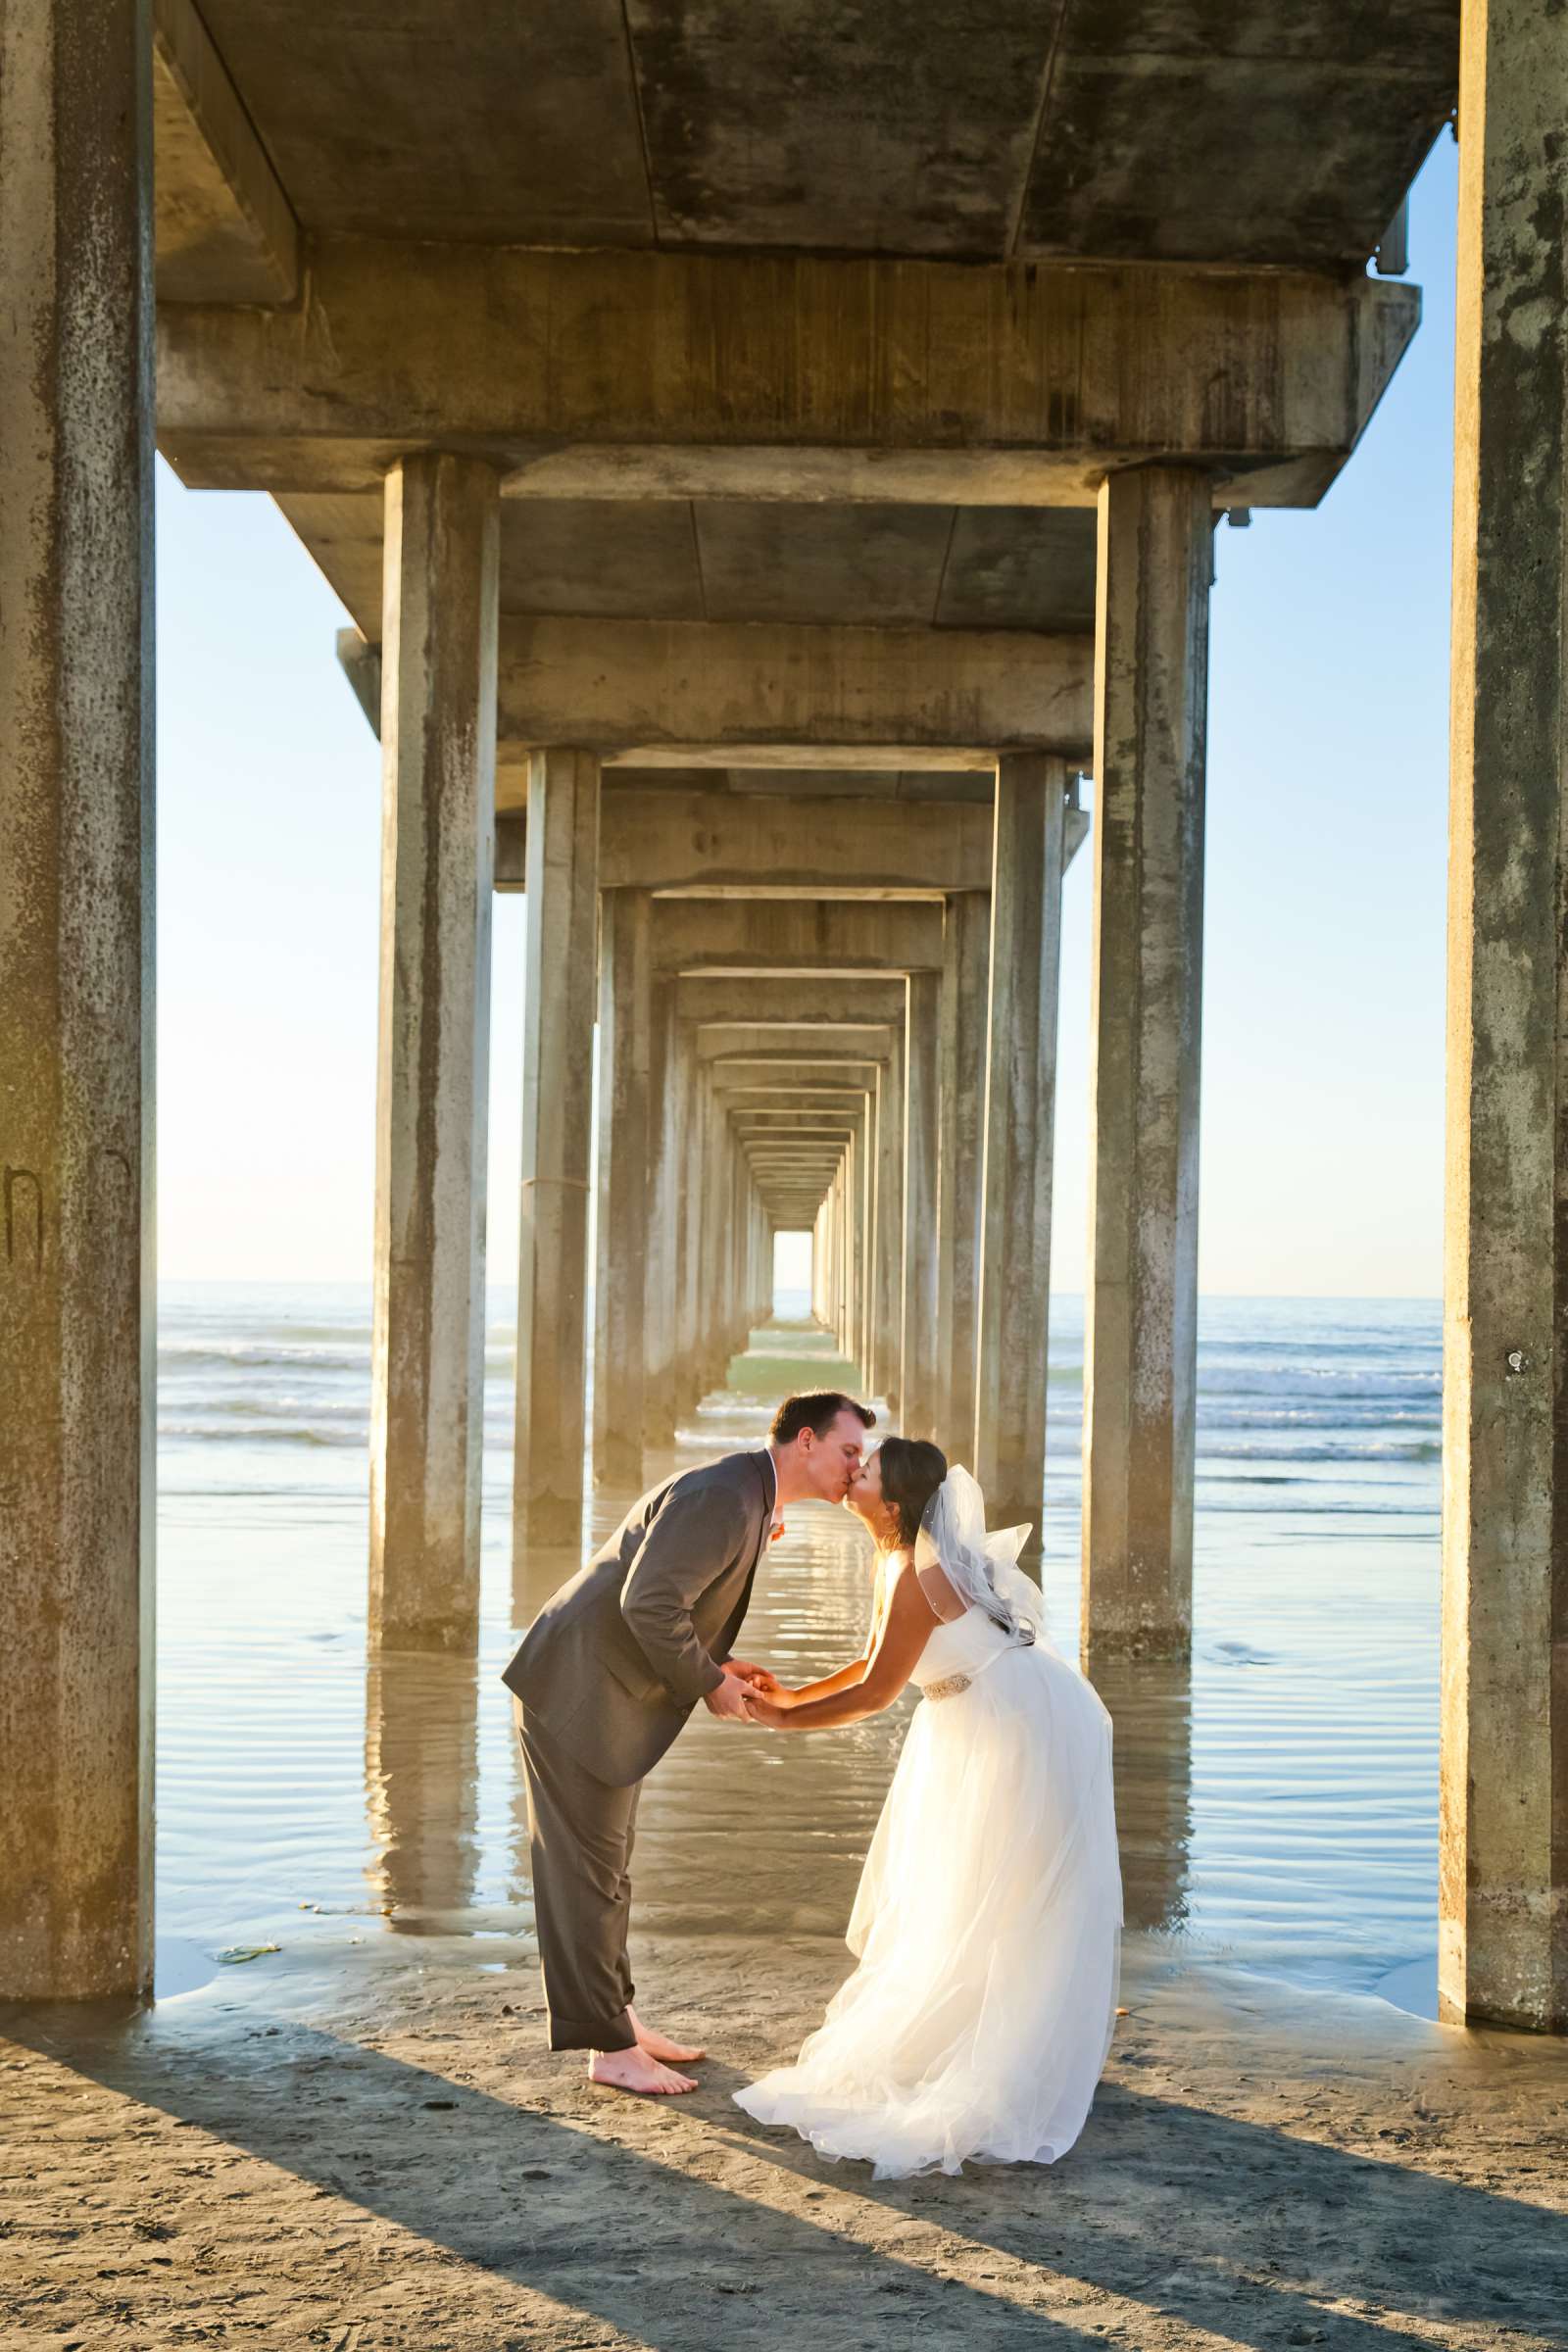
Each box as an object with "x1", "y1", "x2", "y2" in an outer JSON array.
[{"x1": 4, "y1": 1928, "x2": 1566, "y2": 2351}]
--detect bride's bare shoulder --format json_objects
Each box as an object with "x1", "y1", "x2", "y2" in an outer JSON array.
[{"x1": 879, "y1": 1547, "x2": 952, "y2": 1624}]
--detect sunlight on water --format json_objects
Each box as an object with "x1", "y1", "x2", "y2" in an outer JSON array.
[{"x1": 155, "y1": 1285, "x2": 1440, "y2": 2012}]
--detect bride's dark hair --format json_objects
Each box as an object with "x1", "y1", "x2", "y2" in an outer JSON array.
[{"x1": 878, "y1": 1437, "x2": 948, "y2": 1547}]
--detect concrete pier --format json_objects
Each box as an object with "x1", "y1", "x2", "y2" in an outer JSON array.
[
  {"x1": 0, "y1": 0, "x2": 155, "y2": 2002},
  {"x1": 873, "y1": 1053, "x2": 905, "y2": 1411},
  {"x1": 936, "y1": 892, "x2": 990, "y2": 1458},
  {"x1": 594, "y1": 890, "x2": 652, "y2": 1488},
  {"x1": 902, "y1": 973, "x2": 942, "y2": 1440},
  {"x1": 369, "y1": 453, "x2": 499, "y2": 1650},
  {"x1": 641, "y1": 978, "x2": 681, "y2": 1449},
  {"x1": 1441, "y1": 0, "x2": 1568, "y2": 2034},
  {"x1": 1082, "y1": 468, "x2": 1211, "y2": 1663},
  {"x1": 974, "y1": 756, "x2": 1072, "y2": 1536},
  {"x1": 514, "y1": 749, "x2": 600, "y2": 1548}
]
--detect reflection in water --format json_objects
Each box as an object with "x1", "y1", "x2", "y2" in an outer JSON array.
[
  {"x1": 364, "y1": 1654, "x2": 480, "y2": 1934},
  {"x1": 1090, "y1": 1662, "x2": 1194, "y2": 1936}
]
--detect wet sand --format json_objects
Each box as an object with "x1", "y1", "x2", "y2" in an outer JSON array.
[{"x1": 5, "y1": 1928, "x2": 1567, "y2": 2350}]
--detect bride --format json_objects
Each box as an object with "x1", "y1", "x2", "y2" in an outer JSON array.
[{"x1": 734, "y1": 1437, "x2": 1122, "y2": 2179}]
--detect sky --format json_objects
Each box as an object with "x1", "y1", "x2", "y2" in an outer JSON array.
[{"x1": 156, "y1": 135, "x2": 1457, "y2": 1298}]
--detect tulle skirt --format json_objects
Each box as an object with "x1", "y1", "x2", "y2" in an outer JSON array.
[{"x1": 734, "y1": 1642, "x2": 1123, "y2": 2178}]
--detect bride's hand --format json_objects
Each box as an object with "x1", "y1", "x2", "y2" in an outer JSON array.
[{"x1": 743, "y1": 1693, "x2": 790, "y2": 1728}]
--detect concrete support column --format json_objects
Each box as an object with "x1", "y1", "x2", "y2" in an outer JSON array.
[
  {"x1": 515, "y1": 749, "x2": 600, "y2": 1548},
  {"x1": 733, "y1": 1151, "x2": 749, "y2": 1350},
  {"x1": 1082, "y1": 466, "x2": 1210, "y2": 1662},
  {"x1": 674, "y1": 1037, "x2": 703, "y2": 1413},
  {"x1": 1441, "y1": 0, "x2": 1568, "y2": 2033},
  {"x1": 875, "y1": 1051, "x2": 906, "y2": 1412},
  {"x1": 642, "y1": 979, "x2": 680, "y2": 1450},
  {"x1": 594, "y1": 889, "x2": 651, "y2": 1490},
  {"x1": 831, "y1": 1180, "x2": 843, "y2": 1345},
  {"x1": 936, "y1": 893, "x2": 990, "y2": 1453},
  {"x1": 902, "y1": 973, "x2": 942, "y2": 1438},
  {"x1": 843, "y1": 1151, "x2": 854, "y2": 1359},
  {"x1": 702, "y1": 1081, "x2": 729, "y2": 1390},
  {"x1": 846, "y1": 1129, "x2": 859, "y2": 1373},
  {"x1": 975, "y1": 756, "x2": 1072, "y2": 1538},
  {"x1": 860, "y1": 1087, "x2": 878, "y2": 1391},
  {"x1": 0, "y1": 0, "x2": 154, "y2": 2000},
  {"x1": 370, "y1": 453, "x2": 500, "y2": 1649}
]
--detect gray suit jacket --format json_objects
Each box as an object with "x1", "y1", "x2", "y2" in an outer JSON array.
[{"x1": 501, "y1": 1449, "x2": 775, "y2": 1787}]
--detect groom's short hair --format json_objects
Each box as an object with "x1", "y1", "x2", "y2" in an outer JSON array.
[{"x1": 770, "y1": 1391, "x2": 875, "y2": 1446}]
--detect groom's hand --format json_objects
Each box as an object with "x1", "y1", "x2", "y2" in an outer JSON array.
[
  {"x1": 703, "y1": 1670, "x2": 756, "y2": 1722},
  {"x1": 726, "y1": 1658, "x2": 783, "y2": 1694}
]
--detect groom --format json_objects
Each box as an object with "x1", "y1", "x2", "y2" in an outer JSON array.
[{"x1": 503, "y1": 1390, "x2": 875, "y2": 2094}]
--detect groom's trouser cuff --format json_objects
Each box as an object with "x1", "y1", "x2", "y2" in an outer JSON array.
[{"x1": 515, "y1": 1702, "x2": 640, "y2": 2052}]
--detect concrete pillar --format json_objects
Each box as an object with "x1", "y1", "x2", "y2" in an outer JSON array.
[
  {"x1": 674, "y1": 1037, "x2": 703, "y2": 1412},
  {"x1": 1441, "y1": 0, "x2": 1568, "y2": 2033},
  {"x1": 702, "y1": 1080, "x2": 729, "y2": 1389},
  {"x1": 902, "y1": 972, "x2": 942, "y2": 1438},
  {"x1": 841, "y1": 1150, "x2": 855, "y2": 1360},
  {"x1": 370, "y1": 453, "x2": 500, "y2": 1650},
  {"x1": 830, "y1": 1180, "x2": 842, "y2": 1344},
  {"x1": 1082, "y1": 466, "x2": 1210, "y2": 1663},
  {"x1": 594, "y1": 888, "x2": 651, "y2": 1490},
  {"x1": 875, "y1": 1051, "x2": 906, "y2": 1412},
  {"x1": 514, "y1": 749, "x2": 600, "y2": 1548},
  {"x1": 860, "y1": 1086, "x2": 879, "y2": 1390},
  {"x1": 846, "y1": 1129, "x2": 859, "y2": 1373},
  {"x1": 975, "y1": 756, "x2": 1072, "y2": 1537},
  {"x1": 0, "y1": 0, "x2": 154, "y2": 2001},
  {"x1": 936, "y1": 892, "x2": 990, "y2": 1454},
  {"x1": 642, "y1": 978, "x2": 680, "y2": 1450}
]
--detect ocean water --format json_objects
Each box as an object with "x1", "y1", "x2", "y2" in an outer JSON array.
[{"x1": 154, "y1": 1284, "x2": 1441, "y2": 2015}]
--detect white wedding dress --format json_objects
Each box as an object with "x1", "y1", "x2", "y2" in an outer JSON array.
[{"x1": 735, "y1": 1518, "x2": 1122, "y2": 2179}]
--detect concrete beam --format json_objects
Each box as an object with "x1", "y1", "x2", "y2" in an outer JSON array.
[
  {"x1": 152, "y1": 0, "x2": 299, "y2": 303},
  {"x1": 509, "y1": 793, "x2": 993, "y2": 894},
  {"x1": 652, "y1": 899, "x2": 945, "y2": 976},
  {"x1": 732, "y1": 1116, "x2": 859, "y2": 1137},
  {"x1": 695, "y1": 1028, "x2": 896, "y2": 1062},
  {"x1": 712, "y1": 1085, "x2": 873, "y2": 1103},
  {"x1": 606, "y1": 746, "x2": 995, "y2": 772},
  {"x1": 677, "y1": 977, "x2": 906, "y2": 1030},
  {"x1": 706, "y1": 1051, "x2": 888, "y2": 1072},
  {"x1": 158, "y1": 237, "x2": 1419, "y2": 509},
  {"x1": 497, "y1": 614, "x2": 1090, "y2": 760},
  {"x1": 342, "y1": 623, "x2": 1060, "y2": 772}
]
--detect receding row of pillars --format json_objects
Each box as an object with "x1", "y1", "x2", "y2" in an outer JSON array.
[
  {"x1": 360, "y1": 460, "x2": 1206, "y2": 1670},
  {"x1": 2, "y1": 0, "x2": 1564, "y2": 2034}
]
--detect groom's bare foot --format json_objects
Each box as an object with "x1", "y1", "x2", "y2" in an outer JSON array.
[
  {"x1": 589, "y1": 2045, "x2": 698, "y2": 2096},
  {"x1": 627, "y1": 2002, "x2": 707, "y2": 2064}
]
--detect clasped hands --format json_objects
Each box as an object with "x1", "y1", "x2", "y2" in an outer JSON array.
[{"x1": 703, "y1": 1658, "x2": 792, "y2": 1728}]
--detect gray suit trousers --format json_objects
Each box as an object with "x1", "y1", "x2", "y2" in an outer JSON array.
[{"x1": 514, "y1": 1699, "x2": 640, "y2": 2052}]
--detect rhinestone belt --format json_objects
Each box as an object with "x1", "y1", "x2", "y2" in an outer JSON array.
[{"x1": 922, "y1": 1672, "x2": 973, "y2": 1701}]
